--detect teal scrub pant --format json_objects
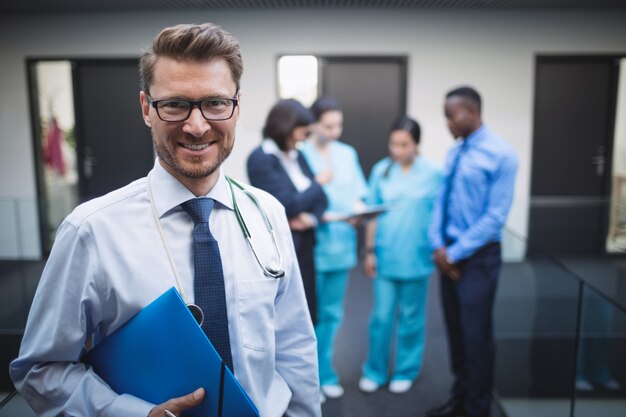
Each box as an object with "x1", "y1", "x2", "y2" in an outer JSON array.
[
  {"x1": 315, "y1": 269, "x2": 351, "y2": 385},
  {"x1": 362, "y1": 277, "x2": 429, "y2": 384}
]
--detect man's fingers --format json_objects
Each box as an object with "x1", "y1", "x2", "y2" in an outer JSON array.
[
  {"x1": 448, "y1": 266, "x2": 461, "y2": 281},
  {"x1": 165, "y1": 388, "x2": 205, "y2": 414}
]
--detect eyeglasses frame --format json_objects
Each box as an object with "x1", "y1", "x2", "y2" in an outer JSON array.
[{"x1": 145, "y1": 92, "x2": 239, "y2": 122}]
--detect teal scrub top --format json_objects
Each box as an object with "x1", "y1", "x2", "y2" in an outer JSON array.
[
  {"x1": 302, "y1": 140, "x2": 368, "y2": 272},
  {"x1": 368, "y1": 156, "x2": 444, "y2": 280}
]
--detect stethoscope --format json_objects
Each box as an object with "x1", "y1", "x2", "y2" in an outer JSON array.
[{"x1": 147, "y1": 172, "x2": 285, "y2": 325}]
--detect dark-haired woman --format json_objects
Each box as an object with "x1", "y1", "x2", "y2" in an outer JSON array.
[
  {"x1": 359, "y1": 116, "x2": 443, "y2": 395},
  {"x1": 247, "y1": 99, "x2": 327, "y2": 325}
]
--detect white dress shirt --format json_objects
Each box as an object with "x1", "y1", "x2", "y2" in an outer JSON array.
[
  {"x1": 10, "y1": 160, "x2": 321, "y2": 417},
  {"x1": 262, "y1": 139, "x2": 312, "y2": 192}
]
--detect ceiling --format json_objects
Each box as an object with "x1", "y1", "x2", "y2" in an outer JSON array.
[{"x1": 3, "y1": 0, "x2": 626, "y2": 14}]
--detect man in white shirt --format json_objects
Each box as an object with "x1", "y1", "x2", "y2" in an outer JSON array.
[{"x1": 10, "y1": 23, "x2": 321, "y2": 417}]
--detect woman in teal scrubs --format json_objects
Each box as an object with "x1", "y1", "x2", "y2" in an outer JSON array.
[
  {"x1": 301, "y1": 97, "x2": 367, "y2": 400},
  {"x1": 359, "y1": 116, "x2": 443, "y2": 394}
]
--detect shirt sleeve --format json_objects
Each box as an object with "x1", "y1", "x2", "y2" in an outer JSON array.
[
  {"x1": 446, "y1": 151, "x2": 518, "y2": 262},
  {"x1": 272, "y1": 210, "x2": 322, "y2": 417},
  {"x1": 9, "y1": 221, "x2": 154, "y2": 417}
]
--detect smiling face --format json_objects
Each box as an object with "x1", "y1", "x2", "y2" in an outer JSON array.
[{"x1": 140, "y1": 56, "x2": 239, "y2": 194}]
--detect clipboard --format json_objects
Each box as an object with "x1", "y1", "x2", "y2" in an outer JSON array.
[
  {"x1": 82, "y1": 287, "x2": 259, "y2": 417},
  {"x1": 323, "y1": 204, "x2": 391, "y2": 222}
]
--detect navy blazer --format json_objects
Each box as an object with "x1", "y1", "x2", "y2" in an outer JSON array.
[
  {"x1": 247, "y1": 144, "x2": 327, "y2": 324},
  {"x1": 246, "y1": 146, "x2": 327, "y2": 222}
]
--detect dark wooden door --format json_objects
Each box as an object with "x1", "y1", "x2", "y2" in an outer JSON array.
[
  {"x1": 321, "y1": 57, "x2": 407, "y2": 178},
  {"x1": 528, "y1": 57, "x2": 619, "y2": 255},
  {"x1": 73, "y1": 59, "x2": 154, "y2": 202}
]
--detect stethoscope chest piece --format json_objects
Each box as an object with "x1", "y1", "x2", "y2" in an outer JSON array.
[{"x1": 187, "y1": 303, "x2": 204, "y2": 326}]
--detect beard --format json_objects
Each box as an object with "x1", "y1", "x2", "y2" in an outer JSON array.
[{"x1": 153, "y1": 129, "x2": 234, "y2": 180}]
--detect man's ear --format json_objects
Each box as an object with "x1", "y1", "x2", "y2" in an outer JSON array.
[
  {"x1": 140, "y1": 91, "x2": 152, "y2": 127},
  {"x1": 235, "y1": 90, "x2": 242, "y2": 123}
]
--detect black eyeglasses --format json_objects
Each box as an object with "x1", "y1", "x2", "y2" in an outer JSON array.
[{"x1": 146, "y1": 93, "x2": 239, "y2": 122}]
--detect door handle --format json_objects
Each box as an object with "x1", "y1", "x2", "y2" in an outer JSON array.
[
  {"x1": 591, "y1": 156, "x2": 605, "y2": 177},
  {"x1": 83, "y1": 147, "x2": 97, "y2": 179},
  {"x1": 591, "y1": 146, "x2": 606, "y2": 178}
]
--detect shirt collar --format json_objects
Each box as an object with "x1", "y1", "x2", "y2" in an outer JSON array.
[
  {"x1": 149, "y1": 159, "x2": 234, "y2": 218},
  {"x1": 262, "y1": 139, "x2": 298, "y2": 161},
  {"x1": 462, "y1": 124, "x2": 487, "y2": 147}
]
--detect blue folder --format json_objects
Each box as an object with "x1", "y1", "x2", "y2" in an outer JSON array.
[{"x1": 82, "y1": 287, "x2": 259, "y2": 417}]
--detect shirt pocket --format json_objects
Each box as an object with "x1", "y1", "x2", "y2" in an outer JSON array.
[{"x1": 237, "y1": 279, "x2": 279, "y2": 352}]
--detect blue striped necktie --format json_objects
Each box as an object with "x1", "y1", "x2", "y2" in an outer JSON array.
[
  {"x1": 181, "y1": 197, "x2": 234, "y2": 371},
  {"x1": 442, "y1": 139, "x2": 469, "y2": 245}
]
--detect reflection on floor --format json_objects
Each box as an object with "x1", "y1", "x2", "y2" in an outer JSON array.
[{"x1": 501, "y1": 398, "x2": 626, "y2": 417}]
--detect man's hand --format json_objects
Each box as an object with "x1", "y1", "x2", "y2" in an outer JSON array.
[
  {"x1": 434, "y1": 248, "x2": 461, "y2": 281},
  {"x1": 148, "y1": 387, "x2": 205, "y2": 417}
]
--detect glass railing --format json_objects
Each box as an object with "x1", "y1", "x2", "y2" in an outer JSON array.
[
  {"x1": 494, "y1": 229, "x2": 626, "y2": 417},
  {"x1": 0, "y1": 195, "x2": 79, "y2": 261},
  {"x1": 0, "y1": 198, "x2": 48, "y2": 332},
  {"x1": 0, "y1": 198, "x2": 49, "y2": 417}
]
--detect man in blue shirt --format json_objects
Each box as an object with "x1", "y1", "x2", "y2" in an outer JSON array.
[{"x1": 428, "y1": 86, "x2": 518, "y2": 417}]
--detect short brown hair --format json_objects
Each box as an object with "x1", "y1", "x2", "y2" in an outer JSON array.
[{"x1": 139, "y1": 23, "x2": 243, "y2": 93}]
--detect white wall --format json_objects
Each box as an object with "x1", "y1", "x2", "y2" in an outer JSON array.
[{"x1": 1, "y1": 9, "x2": 625, "y2": 259}]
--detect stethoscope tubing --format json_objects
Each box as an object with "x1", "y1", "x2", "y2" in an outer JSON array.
[
  {"x1": 226, "y1": 177, "x2": 285, "y2": 278},
  {"x1": 147, "y1": 172, "x2": 285, "y2": 308}
]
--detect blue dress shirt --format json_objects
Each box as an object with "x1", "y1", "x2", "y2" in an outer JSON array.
[
  {"x1": 429, "y1": 126, "x2": 518, "y2": 263},
  {"x1": 10, "y1": 160, "x2": 321, "y2": 417}
]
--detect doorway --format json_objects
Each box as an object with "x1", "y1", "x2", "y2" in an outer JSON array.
[
  {"x1": 72, "y1": 59, "x2": 154, "y2": 201},
  {"x1": 28, "y1": 58, "x2": 154, "y2": 255},
  {"x1": 320, "y1": 56, "x2": 407, "y2": 177},
  {"x1": 528, "y1": 56, "x2": 621, "y2": 255},
  {"x1": 277, "y1": 55, "x2": 407, "y2": 178}
]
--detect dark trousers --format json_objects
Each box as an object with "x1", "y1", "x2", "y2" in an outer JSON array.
[
  {"x1": 440, "y1": 242, "x2": 501, "y2": 417},
  {"x1": 292, "y1": 229, "x2": 317, "y2": 325}
]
